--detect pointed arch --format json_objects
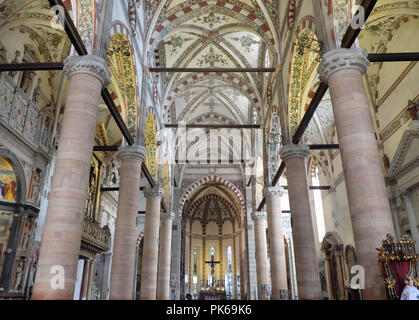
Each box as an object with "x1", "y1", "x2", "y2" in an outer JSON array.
[{"x1": 179, "y1": 175, "x2": 245, "y2": 216}]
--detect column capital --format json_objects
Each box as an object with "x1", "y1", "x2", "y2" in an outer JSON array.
[
  {"x1": 251, "y1": 211, "x2": 267, "y2": 221},
  {"x1": 63, "y1": 55, "x2": 111, "y2": 87},
  {"x1": 143, "y1": 187, "x2": 164, "y2": 199},
  {"x1": 263, "y1": 186, "x2": 284, "y2": 198},
  {"x1": 161, "y1": 211, "x2": 175, "y2": 221},
  {"x1": 318, "y1": 48, "x2": 369, "y2": 84},
  {"x1": 279, "y1": 144, "x2": 310, "y2": 162},
  {"x1": 118, "y1": 144, "x2": 146, "y2": 162}
]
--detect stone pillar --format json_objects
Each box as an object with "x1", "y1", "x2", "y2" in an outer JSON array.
[
  {"x1": 87, "y1": 259, "x2": 95, "y2": 300},
  {"x1": 251, "y1": 211, "x2": 270, "y2": 300},
  {"x1": 184, "y1": 220, "x2": 191, "y2": 295},
  {"x1": 157, "y1": 211, "x2": 175, "y2": 299},
  {"x1": 239, "y1": 227, "x2": 247, "y2": 299},
  {"x1": 100, "y1": 252, "x2": 112, "y2": 299},
  {"x1": 32, "y1": 56, "x2": 110, "y2": 300},
  {"x1": 287, "y1": 237, "x2": 298, "y2": 299},
  {"x1": 80, "y1": 259, "x2": 92, "y2": 300},
  {"x1": 140, "y1": 187, "x2": 164, "y2": 300},
  {"x1": 245, "y1": 184, "x2": 257, "y2": 299},
  {"x1": 387, "y1": 179, "x2": 402, "y2": 240},
  {"x1": 319, "y1": 48, "x2": 395, "y2": 299},
  {"x1": 324, "y1": 257, "x2": 334, "y2": 299},
  {"x1": 279, "y1": 144, "x2": 321, "y2": 300},
  {"x1": 335, "y1": 247, "x2": 346, "y2": 300},
  {"x1": 389, "y1": 198, "x2": 402, "y2": 240},
  {"x1": 402, "y1": 192, "x2": 419, "y2": 250},
  {"x1": 170, "y1": 190, "x2": 182, "y2": 299},
  {"x1": 263, "y1": 187, "x2": 288, "y2": 300},
  {"x1": 110, "y1": 144, "x2": 146, "y2": 300}
]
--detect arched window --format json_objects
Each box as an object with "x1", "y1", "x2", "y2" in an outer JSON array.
[
  {"x1": 193, "y1": 247, "x2": 198, "y2": 295},
  {"x1": 225, "y1": 246, "x2": 233, "y2": 296}
]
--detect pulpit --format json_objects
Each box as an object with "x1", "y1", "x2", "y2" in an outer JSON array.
[{"x1": 377, "y1": 234, "x2": 419, "y2": 299}]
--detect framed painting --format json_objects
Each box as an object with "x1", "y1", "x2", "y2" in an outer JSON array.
[{"x1": 0, "y1": 157, "x2": 17, "y2": 202}]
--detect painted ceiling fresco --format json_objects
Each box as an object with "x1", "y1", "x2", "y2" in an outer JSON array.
[{"x1": 151, "y1": 0, "x2": 275, "y2": 127}]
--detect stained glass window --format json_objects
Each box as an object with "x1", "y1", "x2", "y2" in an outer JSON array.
[
  {"x1": 193, "y1": 247, "x2": 198, "y2": 274},
  {"x1": 226, "y1": 246, "x2": 233, "y2": 295}
]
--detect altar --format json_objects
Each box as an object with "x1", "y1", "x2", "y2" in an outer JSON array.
[
  {"x1": 199, "y1": 290, "x2": 226, "y2": 300},
  {"x1": 198, "y1": 281, "x2": 226, "y2": 300},
  {"x1": 198, "y1": 257, "x2": 226, "y2": 300}
]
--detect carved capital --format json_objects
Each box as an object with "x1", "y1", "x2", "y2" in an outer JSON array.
[
  {"x1": 318, "y1": 48, "x2": 369, "y2": 83},
  {"x1": 118, "y1": 144, "x2": 146, "y2": 162},
  {"x1": 279, "y1": 144, "x2": 310, "y2": 161},
  {"x1": 161, "y1": 211, "x2": 175, "y2": 221},
  {"x1": 263, "y1": 186, "x2": 284, "y2": 198},
  {"x1": 63, "y1": 55, "x2": 111, "y2": 87},
  {"x1": 251, "y1": 211, "x2": 266, "y2": 221},
  {"x1": 143, "y1": 187, "x2": 164, "y2": 199}
]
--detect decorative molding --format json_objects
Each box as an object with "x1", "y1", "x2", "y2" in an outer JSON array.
[
  {"x1": 318, "y1": 48, "x2": 369, "y2": 84},
  {"x1": 386, "y1": 122, "x2": 419, "y2": 179},
  {"x1": 143, "y1": 187, "x2": 164, "y2": 198},
  {"x1": 81, "y1": 218, "x2": 111, "y2": 258},
  {"x1": 279, "y1": 144, "x2": 310, "y2": 161},
  {"x1": 149, "y1": 1, "x2": 275, "y2": 48},
  {"x1": 179, "y1": 175, "x2": 245, "y2": 215},
  {"x1": 0, "y1": 120, "x2": 50, "y2": 165},
  {"x1": 262, "y1": 186, "x2": 284, "y2": 198},
  {"x1": 380, "y1": 95, "x2": 419, "y2": 142},
  {"x1": 118, "y1": 144, "x2": 146, "y2": 162},
  {"x1": 63, "y1": 55, "x2": 111, "y2": 87},
  {"x1": 251, "y1": 211, "x2": 266, "y2": 221}
]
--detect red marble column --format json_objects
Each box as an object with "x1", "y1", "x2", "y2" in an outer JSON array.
[
  {"x1": 140, "y1": 187, "x2": 164, "y2": 300},
  {"x1": 319, "y1": 48, "x2": 395, "y2": 299},
  {"x1": 156, "y1": 211, "x2": 175, "y2": 300},
  {"x1": 32, "y1": 56, "x2": 110, "y2": 300},
  {"x1": 251, "y1": 211, "x2": 270, "y2": 300},
  {"x1": 110, "y1": 144, "x2": 146, "y2": 300},
  {"x1": 263, "y1": 187, "x2": 288, "y2": 299},
  {"x1": 280, "y1": 144, "x2": 322, "y2": 300}
]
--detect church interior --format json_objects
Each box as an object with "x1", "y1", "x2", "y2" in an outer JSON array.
[{"x1": 0, "y1": 0, "x2": 418, "y2": 301}]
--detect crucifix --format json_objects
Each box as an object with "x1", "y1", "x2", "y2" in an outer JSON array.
[{"x1": 205, "y1": 255, "x2": 220, "y2": 287}]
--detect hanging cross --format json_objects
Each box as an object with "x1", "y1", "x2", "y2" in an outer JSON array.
[{"x1": 205, "y1": 255, "x2": 220, "y2": 286}]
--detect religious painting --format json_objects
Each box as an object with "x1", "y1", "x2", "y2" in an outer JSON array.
[
  {"x1": 0, "y1": 212, "x2": 13, "y2": 277},
  {"x1": 162, "y1": 161, "x2": 170, "y2": 205},
  {"x1": 0, "y1": 157, "x2": 17, "y2": 202},
  {"x1": 106, "y1": 32, "x2": 138, "y2": 138},
  {"x1": 288, "y1": 28, "x2": 321, "y2": 137},
  {"x1": 268, "y1": 112, "x2": 281, "y2": 183},
  {"x1": 332, "y1": 0, "x2": 353, "y2": 46},
  {"x1": 145, "y1": 113, "x2": 158, "y2": 179},
  {"x1": 255, "y1": 156, "x2": 264, "y2": 206}
]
